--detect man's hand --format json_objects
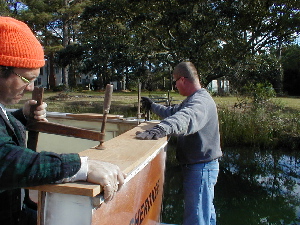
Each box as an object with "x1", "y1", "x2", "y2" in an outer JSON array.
[
  {"x1": 136, "y1": 125, "x2": 166, "y2": 140},
  {"x1": 141, "y1": 97, "x2": 153, "y2": 111},
  {"x1": 23, "y1": 100, "x2": 48, "y2": 121},
  {"x1": 87, "y1": 160, "x2": 126, "y2": 202}
]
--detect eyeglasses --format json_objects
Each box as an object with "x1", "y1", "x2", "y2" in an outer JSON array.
[
  {"x1": 12, "y1": 71, "x2": 36, "y2": 84},
  {"x1": 172, "y1": 76, "x2": 188, "y2": 86}
]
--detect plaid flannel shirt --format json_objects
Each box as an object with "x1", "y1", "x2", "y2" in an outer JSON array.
[{"x1": 0, "y1": 109, "x2": 81, "y2": 190}]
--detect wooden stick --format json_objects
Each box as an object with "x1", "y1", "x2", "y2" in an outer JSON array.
[
  {"x1": 37, "y1": 191, "x2": 46, "y2": 225},
  {"x1": 27, "y1": 121, "x2": 103, "y2": 141},
  {"x1": 25, "y1": 87, "x2": 44, "y2": 225},
  {"x1": 95, "y1": 84, "x2": 113, "y2": 150},
  {"x1": 137, "y1": 80, "x2": 142, "y2": 124},
  {"x1": 27, "y1": 87, "x2": 44, "y2": 151}
]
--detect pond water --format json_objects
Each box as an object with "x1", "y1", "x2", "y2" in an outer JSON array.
[
  {"x1": 161, "y1": 140, "x2": 300, "y2": 225},
  {"x1": 33, "y1": 117, "x2": 300, "y2": 224}
]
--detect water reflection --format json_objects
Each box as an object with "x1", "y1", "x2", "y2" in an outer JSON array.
[{"x1": 161, "y1": 142, "x2": 300, "y2": 225}]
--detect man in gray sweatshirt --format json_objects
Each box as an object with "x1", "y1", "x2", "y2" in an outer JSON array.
[{"x1": 136, "y1": 61, "x2": 222, "y2": 225}]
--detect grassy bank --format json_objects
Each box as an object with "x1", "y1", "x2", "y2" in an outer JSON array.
[
  {"x1": 8, "y1": 90, "x2": 300, "y2": 150},
  {"x1": 219, "y1": 104, "x2": 300, "y2": 150}
]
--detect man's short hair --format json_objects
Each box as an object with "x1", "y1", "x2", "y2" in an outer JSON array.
[
  {"x1": 0, "y1": 66, "x2": 13, "y2": 78},
  {"x1": 173, "y1": 61, "x2": 199, "y2": 83}
]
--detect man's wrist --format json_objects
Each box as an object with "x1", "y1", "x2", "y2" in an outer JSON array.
[
  {"x1": 76, "y1": 156, "x2": 88, "y2": 181},
  {"x1": 55, "y1": 156, "x2": 88, "y2": 183}
]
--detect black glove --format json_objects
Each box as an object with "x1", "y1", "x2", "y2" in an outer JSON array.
[
  {"x1": 141, "y1": 97, "x2": 153, "y2": 111},
  {"x1": 135, "y1": 125, "x2": 166, "y2": 140}
]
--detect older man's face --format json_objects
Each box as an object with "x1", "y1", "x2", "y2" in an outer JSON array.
[
  {"x1": 173, "y1": 74, "x2": 190, "y2": 96},
  {"x1": 0, "y1": 68, "x2": 40, "y2": 105}
]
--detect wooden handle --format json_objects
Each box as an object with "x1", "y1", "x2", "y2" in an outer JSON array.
[
  {"x1": 27, "y1": 86, "x2": 44, "y2": 152},
  {"x1": 96, "y1": 84, "x2": 113, "y2": 149},
  {"x1": 103, "y1": 84, "x2": 113, "y2": 114},
  {"x1": 137, "y1": 81, "x2": 141, "y2": 121},
  {"x1": 30, "y1": 87, "x2": 44, "y2": 120}
]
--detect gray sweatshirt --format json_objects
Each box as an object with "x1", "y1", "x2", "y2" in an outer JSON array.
[{"x1": 152, "y1": 88, "x2": 222, "y2": 164}]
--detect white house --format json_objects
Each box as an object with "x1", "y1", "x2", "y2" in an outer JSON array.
[
  {"x1": 207, "y1": 79, "x2": 230, "y2": 94},
  {"x1": 36, "y1": 62, "x2": 94, "y2": 89}
]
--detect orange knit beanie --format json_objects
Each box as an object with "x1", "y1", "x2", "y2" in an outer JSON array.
[{"x1": 0, "y1": 16, "x2": 45, "y2": 68}]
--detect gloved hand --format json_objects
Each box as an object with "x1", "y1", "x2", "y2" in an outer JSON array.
[
  {"x1": 87, "y1": 160, "x2": 126, "y2": 202},
  {"x1": 141, "y1": 97, "x2": 153, "y2": 111},
  {"x1": 135, "y1": 125, "x2": 166, "y2": 140}
]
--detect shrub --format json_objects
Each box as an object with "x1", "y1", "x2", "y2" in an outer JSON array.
[
  {"x1": 239, "y1": 82, "x2": 276, "y2": 107},
  {"x1": 218, "y1": 95, "x2": 300, "y2": 150},
  {"x1": 52, "y1": 84, "x2": 67, "y2": 92}
]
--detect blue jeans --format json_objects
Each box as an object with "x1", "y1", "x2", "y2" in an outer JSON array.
[{"x1": 182, "y1": 159, "x2": 219, "y2": 225}]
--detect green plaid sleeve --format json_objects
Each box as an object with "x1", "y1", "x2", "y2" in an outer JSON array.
[{"x1": 0, "y1": 117, "x2": 81, "y2": 190}]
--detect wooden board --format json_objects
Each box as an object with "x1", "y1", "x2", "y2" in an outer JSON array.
[
  {"x1": 27, "y1": 121, "x2": 102, "y2": 141},
  {"x1": 67, "y1": 113, "x2": 123, "y2": 120},
  {"x1": 27, "y1": 122, "x2": 167, "y2": 197},
  {"x1": 28, "y1": 182, "x2": 101, "y2": 197}
]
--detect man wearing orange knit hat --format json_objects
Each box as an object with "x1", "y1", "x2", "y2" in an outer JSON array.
[{"x1": 0, "y1": 17, "x2": 125, "y2": 225}]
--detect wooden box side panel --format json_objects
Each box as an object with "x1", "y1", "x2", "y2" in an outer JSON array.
[{"x1": 91, "y1": 148, "x2": 167, "y2": 225}]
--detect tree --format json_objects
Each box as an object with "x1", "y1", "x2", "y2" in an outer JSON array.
[
  {"x1": 10, "y1": 0, "x2": 90, "y2": 88},
  {"x1": 2, "y1": 0, "x2": 300, "y2": 91},
  {"x1": 78, "y1": 0, "x2": 135, "y2": 89},
  {"x1": 98, "y1": 0, "x2": 300, "y2": 90},
  {"x1": 282, "y1": 44, "x2": 300, "y2": 95},
  {"x1": 0, "y1": 1, "x2": 12, "y2": 15}
]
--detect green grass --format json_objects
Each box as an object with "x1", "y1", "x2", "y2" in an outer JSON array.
[
  {"x1": 7, "y1": 90, "x2": 186, "y2": 116},
  {"x1": 7, "y1": 90, "x2": 300, "y2": 150},
  {"x1": 277, "y1": 97, "x2": 300, "y2": 110},
  {"x1": 7, "y1": 90, "x2": 299, "y2": 117}
]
